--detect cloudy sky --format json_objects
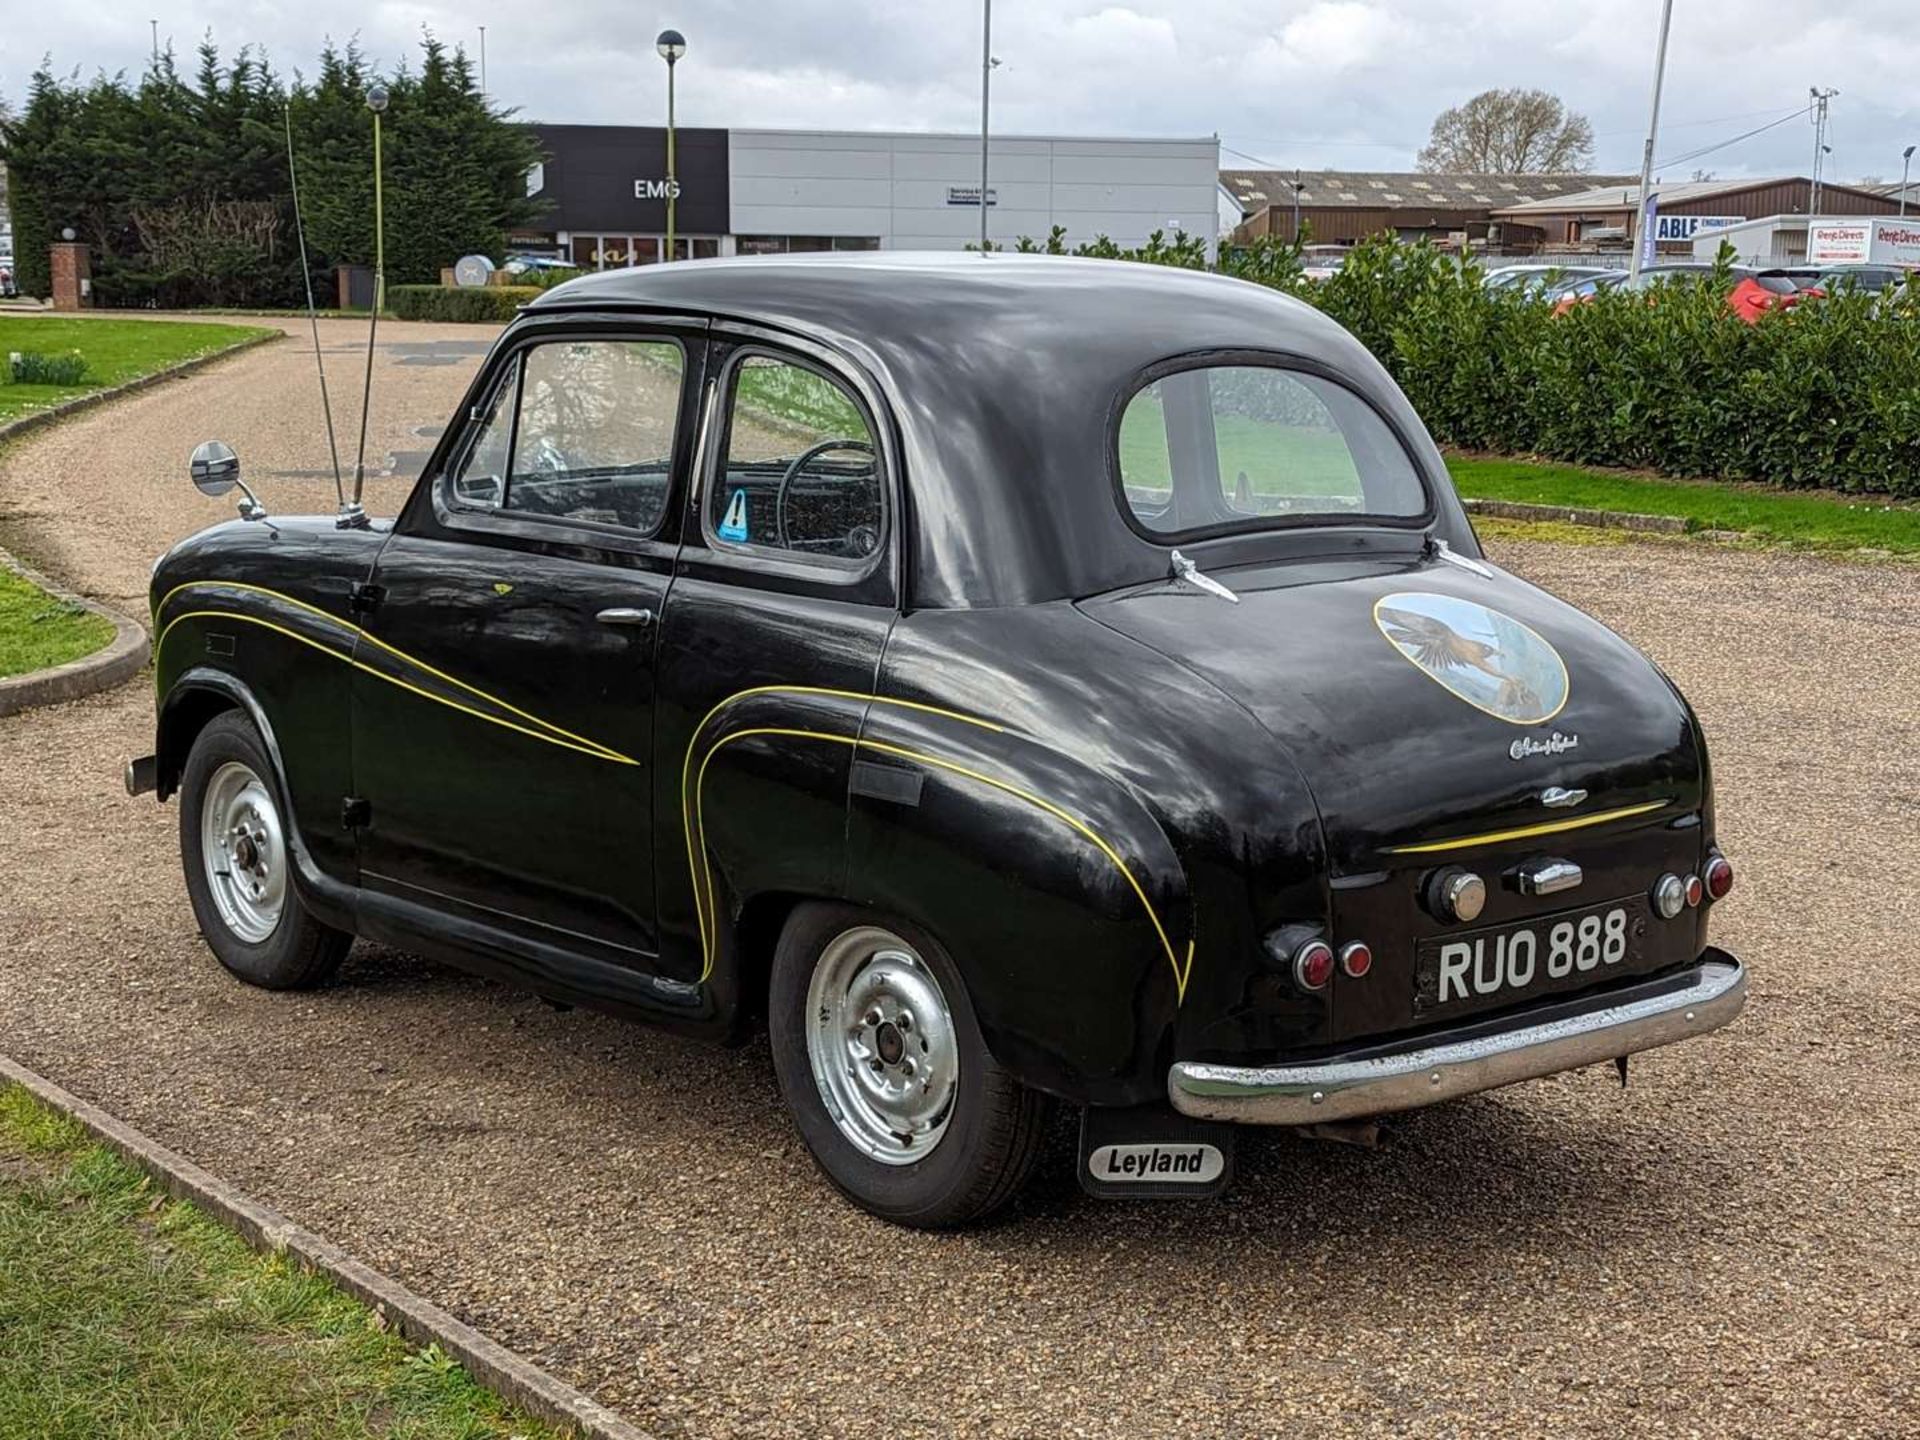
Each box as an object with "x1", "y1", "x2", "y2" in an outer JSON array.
[{"x1": 4, "y1": 1, "x2": 1916, "y2": 183}]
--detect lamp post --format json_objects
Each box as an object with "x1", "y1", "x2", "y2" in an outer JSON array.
[
  {"x1": 979, "y1": 0, "x2": 994, "y2": 251},
  {"x1": 656, "y1": 30, "x2": 686, "y2": 260},
  {"x1": 1902, "y1": 145, "x2": 1915, "y2": 218},
  {"x1": 1627, "y1": 0, "x2": 1675, "y2": 284}
]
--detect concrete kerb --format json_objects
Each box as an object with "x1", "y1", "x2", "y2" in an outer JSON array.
[
  {"x1": 0, "y1": 544, "x2": 150, "y2": 718},
  {"x1": 0, "y1": 1053, "x2": 659, "y2": 1440},
  {"x1": 1460, "y1": 496, "x2": 1691, "y2": 535}
]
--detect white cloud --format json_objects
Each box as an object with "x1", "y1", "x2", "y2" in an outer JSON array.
[{"x1": 1, "y1": 0, "x2": 1914, "y2": 179}]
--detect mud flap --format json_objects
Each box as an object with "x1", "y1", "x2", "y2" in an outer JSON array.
[{"x1": 1078, "y1": 1104, "x2": 1236, "y2": 1200}]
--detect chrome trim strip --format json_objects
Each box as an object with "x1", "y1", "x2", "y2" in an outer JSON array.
[{"x1": 1168, "y1": 955, "x2": 1745, "y2": 1125}]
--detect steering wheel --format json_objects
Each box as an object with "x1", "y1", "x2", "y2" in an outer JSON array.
[{"x1": 775, "y1": 438, "x2": 875, "y2": 552}]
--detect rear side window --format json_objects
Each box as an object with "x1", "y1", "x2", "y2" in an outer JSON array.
[
  {"x1": 708, "y1": 354, "x2": 881, "y2": 563},
  {"x1": 1118, "y1": 365, "x2": 1426, "y2": 535}
]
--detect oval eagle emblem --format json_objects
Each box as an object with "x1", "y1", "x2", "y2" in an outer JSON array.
[{"x1": 1373, "y1": 591, "x2": 1569, "y2": 725}]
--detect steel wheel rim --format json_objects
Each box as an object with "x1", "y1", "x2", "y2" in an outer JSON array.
[
  {"x1": 805, "y1": 925, "x2": 959, "y2": 1166},
  {"x1": 200, "y1": 760, "x2": 286, "y2": 944}
]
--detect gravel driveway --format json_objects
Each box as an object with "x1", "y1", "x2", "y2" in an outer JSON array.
[{"x1": 1, "y1": 322, "x2": 1915, "y2": 1438}]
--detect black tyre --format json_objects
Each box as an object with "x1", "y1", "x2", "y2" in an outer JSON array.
[
  {"x1": 179, "y1": 710, "x2": 351, "y2": 990},
  {"x1": 768, "y1": 902, "x2": 1051, "y2": 1228}
]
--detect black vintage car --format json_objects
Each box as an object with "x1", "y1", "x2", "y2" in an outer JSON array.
[{"x1": 133, "y1": 255, "x2": 1743, "y2": 1226}]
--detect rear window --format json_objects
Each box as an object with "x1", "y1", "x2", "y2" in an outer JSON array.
[{"x1": 1117, "y1": 365, "x2": 1427, "y2": 536}]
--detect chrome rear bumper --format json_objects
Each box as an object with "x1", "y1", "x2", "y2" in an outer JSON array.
[{"x1": 1168, "y1": 952, "x2": 1745, "y2": 1126}]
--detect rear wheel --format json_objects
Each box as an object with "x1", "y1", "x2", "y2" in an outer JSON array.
[
  {"x1": 769, "y1": 902, "x2": 1051, "y2": 1227},
  {"x1": 179, "y1": 711, "x2": 351, "y2": 990}
]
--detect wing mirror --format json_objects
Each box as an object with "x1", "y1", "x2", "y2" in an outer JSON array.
[{"x1": 189, "y1": 440, "x2": 267, "y2": 521}]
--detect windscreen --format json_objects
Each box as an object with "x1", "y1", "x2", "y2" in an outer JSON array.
[{"x1": 1117, "y1": 365, "x2": 1427, "y2": 536}]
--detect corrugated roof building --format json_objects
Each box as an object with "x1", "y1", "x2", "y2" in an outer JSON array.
[
  {"x1": 1222, "y1": 169, "x2": 1631, "y2": 247},
  {"x1": 1490, "y1": 176, "x2": 1902, "y2": 254}
]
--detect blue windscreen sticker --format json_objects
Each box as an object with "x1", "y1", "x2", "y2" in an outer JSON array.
[{"x1": 718, "y1": 487, "x2": 750, "y2": 542}]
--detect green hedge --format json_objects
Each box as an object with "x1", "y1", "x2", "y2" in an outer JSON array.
[
  {"x1": 386, "y1": 285, "x2": 543, "y2": 323},
  {"x1": 1303, "y1": 239, "x2": 1920, "y2": 497}
]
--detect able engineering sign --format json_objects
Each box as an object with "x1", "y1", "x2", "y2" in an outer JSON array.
[{"x1": 1653, "y1": 214, "x2": 1744, "y2": 243}]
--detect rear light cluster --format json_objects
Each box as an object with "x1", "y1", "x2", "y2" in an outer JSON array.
[
  {"x1": 1288, "y1": 938, "x2": 1374, "y2": 992},
  {"x1": 1653, "y1": 850, "x2": 1734, "y2": 919}
]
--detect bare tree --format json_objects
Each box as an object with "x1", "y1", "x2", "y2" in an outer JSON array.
[{"x1": 1417, "y1": 88, "x2": 1595, "y2": 174}]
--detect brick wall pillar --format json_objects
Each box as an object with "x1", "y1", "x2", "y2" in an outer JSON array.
[{"x1": 49, "y1": 243, "x2": 94, "y2": 312}]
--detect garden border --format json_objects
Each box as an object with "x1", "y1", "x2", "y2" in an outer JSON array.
[
  {"x1": 0, "y1": 326, "x2": 281, "y2": 446},
  {"x1": 0, "y1": 544, "x2": 149, "y2": 717},
  {"x1": 0, "y1": 1052, "x2": 657, "y2": 1440}
]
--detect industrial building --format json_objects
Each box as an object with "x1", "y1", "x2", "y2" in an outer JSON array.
[
  {"x1": 1489, "y1": 176, "x2": 1903, "y2": 256},
  {"x1": 1221, "y1": 169, "x2": 1627, "y2": 248},
  {"x1": 514, "y1": 125, "x2": 1222, "y2": 265}
]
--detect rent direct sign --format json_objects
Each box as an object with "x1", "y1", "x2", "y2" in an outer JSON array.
[
  {"x1": 1870, "y1": 220, "x2": 1920, "y2": 267},
  {"x1": 1808, "y1": 223, "x2": 1872, "y2": 265}
]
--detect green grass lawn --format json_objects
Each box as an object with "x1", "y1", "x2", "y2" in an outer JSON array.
[
  {"x1": 0, "y1": 1085, "x2": 570, "y2": 1440},
  {"x1": 1448, "y1": 455, "x2": 1920, "y2": 556},
  {"x1": 0, "y1": 564, "x2": 115, "y2": 679},
  {"x1": 0, "y1": 315, "x2": 274, "y2": 424}
]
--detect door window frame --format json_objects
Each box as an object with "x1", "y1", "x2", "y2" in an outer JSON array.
[
  {"x1": 677, "y1": 325, "x2": 901, "y2": 608},
  {"x1": 404, "y1": 312, "x2": 711, "y2": 562}
]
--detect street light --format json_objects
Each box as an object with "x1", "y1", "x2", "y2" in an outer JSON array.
[
  {"x1": 1627, "y1": 0, "x2": 1676, "y2": 284},
  {"x1": 656, "y1": 29, "x2": 686, "y2": 260},
  {"x1": 1902, "y1": 144, "x2": 1916, "y2": 219}
]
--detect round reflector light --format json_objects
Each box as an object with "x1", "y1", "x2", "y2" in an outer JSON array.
[
  {"x1": 1653, "y1": 873, "x2": 1687, "y2": 920},
  {"x1": 1703, "y1": 854, "x2": 1734, "y2": 901},
  {"x1": 1294, "y1": 940, "x2": 1336, "y2": 991},
  {"x1": 1443, "y1": 870, "x2": 1487, "y2": 924},
  {"x1": 1338, "y1": 941, "x2": 1373, "y2": 979},
  {"x1": 1684, "y1": 873, "x2": 1704, "y2": 908}
]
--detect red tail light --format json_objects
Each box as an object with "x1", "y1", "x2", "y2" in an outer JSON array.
[
  {"x1": 1703, "y1": 853, "x2": 1734, "y2": 901},
  {"x1": 1294, "y1": 940, "x2": 1336, "y2": 992},
  {"x1": 1338, "y1": 941, "x2": 1373, "y2": 979}
]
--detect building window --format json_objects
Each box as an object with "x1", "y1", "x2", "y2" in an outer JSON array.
[{"x1": 735, "y1": 236, "x2": 880, "y2": 256}]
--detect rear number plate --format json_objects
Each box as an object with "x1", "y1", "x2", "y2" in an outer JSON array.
[{"x1": 1415, "y1": 898, "x2": 1650, "y2": 1018}]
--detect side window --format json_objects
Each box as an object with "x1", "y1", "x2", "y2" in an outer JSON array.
[
  {"x1": 453, "y1": 338, "x2": 684, "y2": 534},
  {"x1": 451, "y1": 356, "x2": 517, "y2": 510},
  {"x1": 709, "y1": 354, "x2": 880, "y2": 562}
]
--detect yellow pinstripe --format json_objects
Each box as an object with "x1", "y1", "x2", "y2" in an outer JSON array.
[
  {"x1": 1384, "y1": 799, "x2": 1669, "y2": 855},
  {"x1": 689, "y1": 724, "x2": 1194, "y2": 1002},
  {"x1": 152, "y1": 584, "x2": 636, "y2": 765}
]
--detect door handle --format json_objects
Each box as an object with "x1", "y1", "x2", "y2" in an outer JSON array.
[{"x1": 595, "y1": 606, "x2": 656, "y2": 628}]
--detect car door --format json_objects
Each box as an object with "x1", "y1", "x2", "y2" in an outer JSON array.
[
  {"x1": 351, "y1": 318, "x2": 707, "y2": 966},
  {"x1": 652, "y1": 332, "x2": 900, "y2": 994}
]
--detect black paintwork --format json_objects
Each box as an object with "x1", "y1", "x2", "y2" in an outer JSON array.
[{"x1": 148, "y1": 253, "x2": 1732, "y2": 1110}]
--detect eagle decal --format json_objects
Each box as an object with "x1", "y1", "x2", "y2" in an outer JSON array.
[{"x1": 1374, "y1": 592, "x2": 1568, "y2": 725}]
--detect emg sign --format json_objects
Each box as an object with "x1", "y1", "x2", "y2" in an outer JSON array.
[
  {"x1": 1654, "y1": 214, "x2": 1743, "y2": 243},
  {"x1": 634, "y1": 178, "x2": 684, "y2": 200}
]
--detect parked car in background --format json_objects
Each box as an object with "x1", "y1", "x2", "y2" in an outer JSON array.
[
  {"x1": 503, "y1": 254, "x2": 579, "y2": 277},
  {"x1": 1547, "y1": 271, "x2": 1629, "y2": 313},
  {"x1": 1485, "y1": 263, "x2": 1621, "y2": 297},
  {"x1": 1817, "y1": 265, "x2": 1913, "y2": 295},
  {"x1": 1553, "y1": 263, "x2": 1815, "y2": 324},
  {"x1": 134, "y1": 255, "x2": 1746, "y2": 1227}
]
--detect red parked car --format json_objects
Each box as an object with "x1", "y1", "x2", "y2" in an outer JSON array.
[{"x1": 1553, "y1": 264, "x2": 1818, "y2": 324}]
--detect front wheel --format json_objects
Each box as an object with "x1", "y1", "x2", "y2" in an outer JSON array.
[
  {"x1": 768, "y1": 903, "x2": 1052, "y2": 1228},
  {"x1": 179, "y1": 710, "x2": 351, "y2": 990}
]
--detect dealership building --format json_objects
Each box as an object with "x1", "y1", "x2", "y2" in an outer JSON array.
[{"x1": 515, "y1": 125, "x2": 1222, "y2": 266}]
